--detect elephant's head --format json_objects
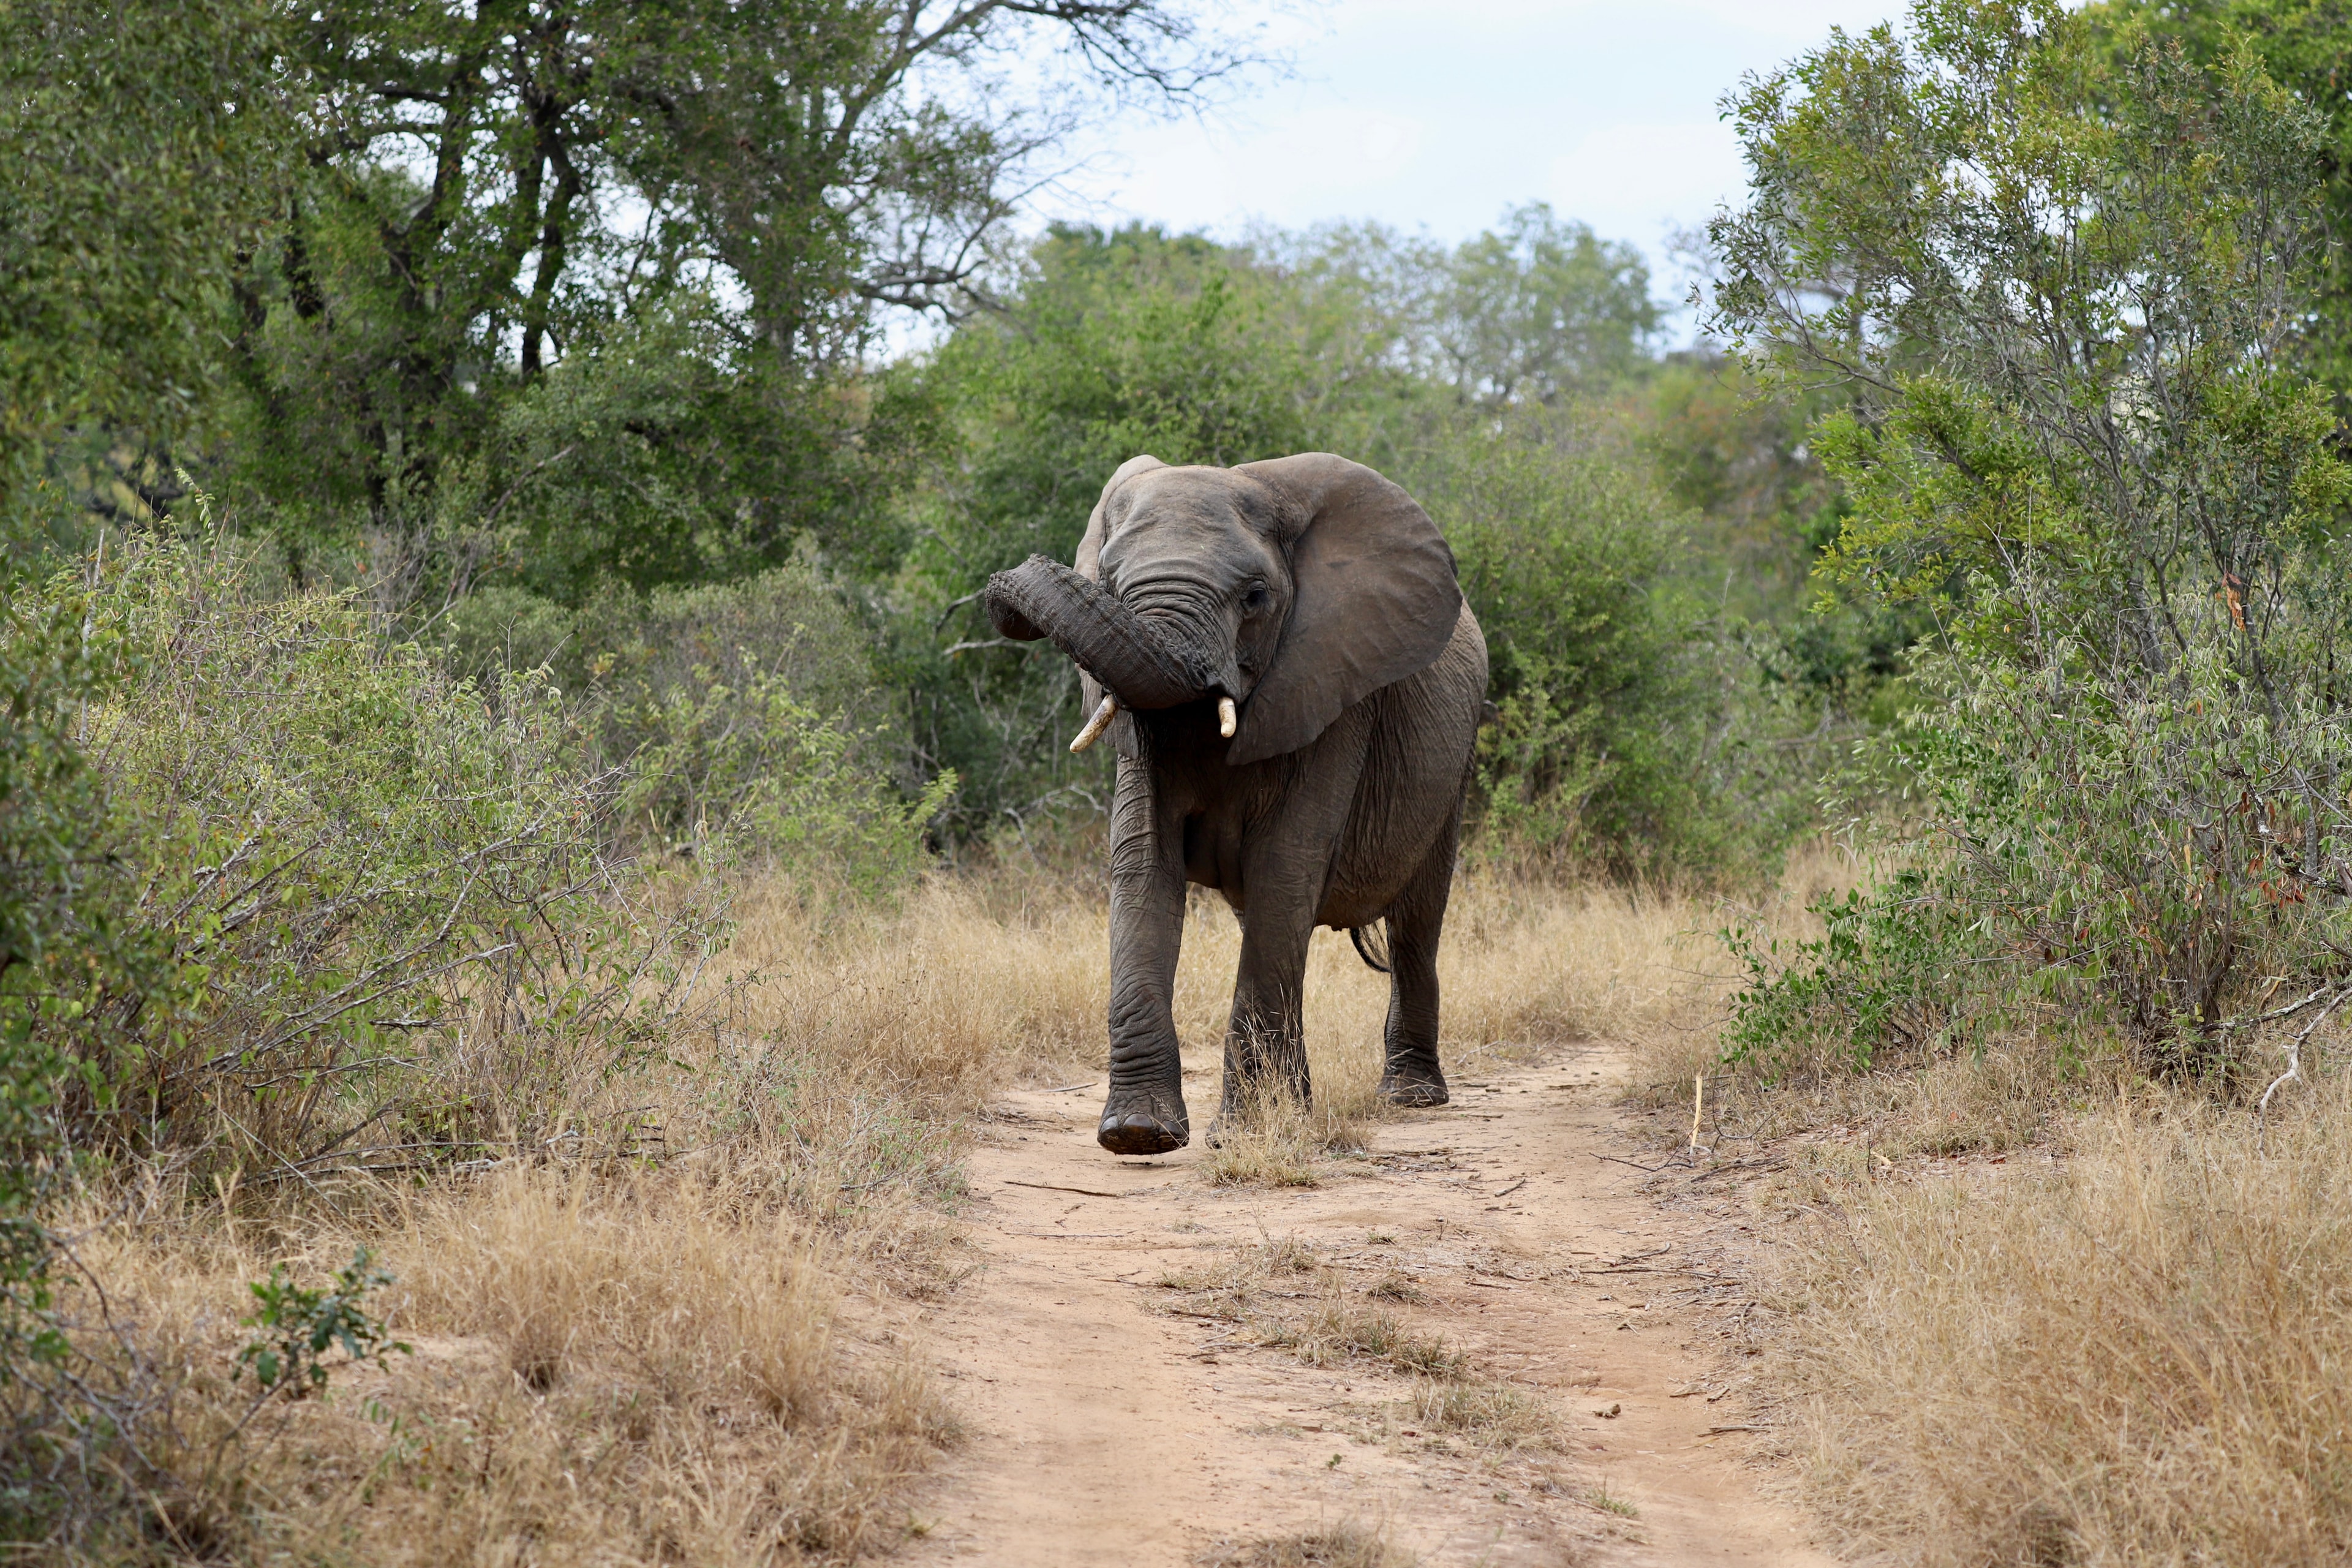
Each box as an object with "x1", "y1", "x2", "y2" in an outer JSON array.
[{"x1": 982, "y1": 453, "x2": 1462, "y2": 765}]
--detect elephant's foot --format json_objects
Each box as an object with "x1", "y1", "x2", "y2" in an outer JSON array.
[
  {"x1": 1378, "y1": 1059, "x2": 1450, "y2": 1107},
  {"x1": 1098, "y1": 1086, "x2": 1189, "y2": 1155}
]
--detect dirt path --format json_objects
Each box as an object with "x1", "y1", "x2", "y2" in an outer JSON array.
[{"x1": 905, "y1": 1044, "x2": 1831, "y2": 1566}]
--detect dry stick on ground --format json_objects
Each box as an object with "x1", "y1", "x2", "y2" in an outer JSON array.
[{"x1": 1001, "y1": 1179, "x2": 1167, "y2": 1199}]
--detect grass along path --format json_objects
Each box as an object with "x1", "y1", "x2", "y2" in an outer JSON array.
[{"x1": 902, "y1": 1041, "x2": 1833, "y2": 1567}]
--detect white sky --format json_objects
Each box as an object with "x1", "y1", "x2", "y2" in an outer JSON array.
[{"x1": 1027, "y1": 0, "x2": 1912, "y2": 326}]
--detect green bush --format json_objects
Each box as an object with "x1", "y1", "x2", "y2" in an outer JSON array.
[
  {"x1": 1712, "y1": 0, "x2": 2352, "y2": 1084},
  {"x1": 439, "y1": 561, "x2": 949, "y2": 890},
  {"x1": 0, "y1": 550, "x2": 141, "y2": 1367},
  {"x1": 1395, "y1": 404, "x2": 1826, "y2": 880},
  {"x1": 1721, "y1": 872, "x2": 1956, "y2": 1077},
  {"x1": 12, "y1": 519, "x2": 718, "y2": 1179}
]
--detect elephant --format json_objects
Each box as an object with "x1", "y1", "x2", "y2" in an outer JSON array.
[{"x1": 982, "y1": 451, "x2": 1490, "y2": 1156}]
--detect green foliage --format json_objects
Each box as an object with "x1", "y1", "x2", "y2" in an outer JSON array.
[
  {"x1": 1398, "y1": 406, "x2": 1801, "y2": 878},
  {"x1": 1251, "y1": 205, "x2": 1662, "y2": 417},
  {"x1": 2094, "y1": 0, "x2": 2352, "y2": 394},
  {"x1": 2, "y1": 0, "x2": 1241, "y2": 605},
  {"x1": 1, "y1": 519, "x2": 738, "y2": 1178},
  {"x1": 1713, "y1": 0, "x2": 2352, "y2": 1079},
  {"x1": 1422, "y1": 205, "x2": 1662, "y2": 405},
  {"x1": 0, "y1": 556, "x2": 141, "y2": 1367},
  {"x1": 617, "y1": 667, "x2": 955, "y2": 895},
  {"x1": 1721, "y1": 875, "x2": 1954, "y2": 1076},
  {"x1": 0, "y1": 0, "x2": 285, "y2": 517},
  {"x1": 235, "y1": 1247, "x2": 410, "y2": 1396},
  {"x1": 440, "y1": 562, "x2": 948, "y2": 891},
  {"x1": 203, "y1": 0, "x2": 1235, "y2": 601}
]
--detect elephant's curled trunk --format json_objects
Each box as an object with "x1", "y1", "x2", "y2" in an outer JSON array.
[{"x1": 983, "y1": 554, "x2": 1210, "y2": 710}]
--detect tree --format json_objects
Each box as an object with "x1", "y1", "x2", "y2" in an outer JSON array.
[
  {"x1": 1252, "y1": 205, "x2": 1662, "y2": 410},
  {"x1": 1428, "y1": 203, "x2": 1660, "y2": 405},
  {"x1": 1, "y1": 0, "x2": 1255, "y2": 599},
  {"x1": 0, "y1": 0, "x2": 285, "y2": 533},
  {"x1": 2094, "y1": 0, "x2": 2352, "y2": 394},
  {"x1": 1711, "y1": 0, "x2": 2352, "y2": 1076}
]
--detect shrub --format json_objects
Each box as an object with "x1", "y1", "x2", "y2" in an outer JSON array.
[
  {"x1": 1711, "y1": 1, "x2": 2352, "y2": 1082},
  {"x1": 21, "y1": 519, "x2": 715, "y2": 1179},
  {"x1": 439, "y1": 562, "x2": 951, "y2": 892},
  {"x1": 0, "y1": 546, "x2": 134, "y2": 1368},
  {"x1": 1398, "y1": 404, "x2": 1826, "y2": 880},
  {"x1": 1721, "y1": 870, "x2": 1958, "y2": 1077}
]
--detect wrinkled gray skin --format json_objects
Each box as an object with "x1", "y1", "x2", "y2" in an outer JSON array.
[{"x1": 984, "y1": 453, "x2": 1490, "y2": 1155}]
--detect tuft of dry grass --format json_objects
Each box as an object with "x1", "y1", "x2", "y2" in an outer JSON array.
[
  {"x1": 1155, "y1": 1237, "x2": 1470, "y2": 1382},
  {"x1": 1265, "y1": 1298, "x2": 1466, "y2": 1379},
  {"x1": 1199, "y1": 1520, "x2": 1415, "y2": 1567},
  {"x1": 1201, "y1": 1078, "x2": 1368, "y2": 1188},
  {"x1": 1403, "y1": 1377, "x2": 1562, "y2": 1452},
  {"x1": 1770, "y1": 1073, "x2": 2352, "y2": 1566}
]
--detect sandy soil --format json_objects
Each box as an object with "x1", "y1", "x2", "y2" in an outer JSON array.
[{"x1": 902, "y1": 1044, "x2": 1833, "y2": 1566}]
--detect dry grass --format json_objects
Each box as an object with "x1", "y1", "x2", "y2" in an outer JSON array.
[
  {"x1": 1154, "y1": 1237, "x2": 1468, "y2": 1381},
  {"x1": 1401, "y1": 1377, "x2": 1562, "y2": 1453},
  {"x1": 1768, "y1": 1072, "x2": 2352, "y2": 1566},
  {"x1": 1202, "y1": 1077, "x2": 1368, "y2": 1188},
  {"x1": 32, "y1": 1164, "x2": 950, "y2": 1567},
  {"x1": 1267, "y1": 1298, "x2": 1467, "y2": 1379},
  {"x1": 12, "y1": 870, "x2": 1121, "y2": 1565},
  {"x1": 19, "y1": 856, "x2": 1724, "y2": 1562},
  {"x1": 1198, "y1": 1520, "x2": 1417, "y2": 1567}
]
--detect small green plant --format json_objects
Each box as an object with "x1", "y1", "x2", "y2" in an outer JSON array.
[
  {"x1": 1719, "y1": 869, "x2": 1956, "y2": 1076},
  {"x1": 236, "y1": 1247, "x2": 410, "y2": 1396},
  {"x1": 1585, "y1": 1482, "x2": 1639, "y2": 1518}
]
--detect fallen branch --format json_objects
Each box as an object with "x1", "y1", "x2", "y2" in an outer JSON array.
[{"x1": 1003, "y1": 1179, "x2": 1159, "y2": 1199}]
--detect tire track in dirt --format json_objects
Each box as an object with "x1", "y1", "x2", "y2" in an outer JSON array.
[{"x1": 907, "y1": 1045, "x2": 1831, "y2": 1566}]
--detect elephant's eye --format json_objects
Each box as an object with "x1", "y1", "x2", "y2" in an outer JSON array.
[{"x1": 1241, "y1": 583, "x2": 1272, "y2": 615}]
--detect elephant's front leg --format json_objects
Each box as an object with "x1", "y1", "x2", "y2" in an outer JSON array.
[
  {"x1": 1099, "y1": 754, "x2": 1191, "y2": 1155},
  {"x1": 1219, "y1": 769, "x2": 1362, "y2": 1120}
]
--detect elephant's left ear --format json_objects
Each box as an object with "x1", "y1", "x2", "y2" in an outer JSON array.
[{"x1": 1227, "y1": 453, "x2": 1461, "y2": 766}]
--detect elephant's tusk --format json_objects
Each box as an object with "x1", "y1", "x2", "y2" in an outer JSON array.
[
  {"x1": 1069, "y1": 694, "x2": 1119, "y2": 753},
  {"x1": 1218, "y1": 696, "x2": 1237, "y2": 738}
]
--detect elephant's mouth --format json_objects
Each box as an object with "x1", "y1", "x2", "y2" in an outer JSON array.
[{"x1": 983, "y1": 554, "x2": 1227, "y2": 721}]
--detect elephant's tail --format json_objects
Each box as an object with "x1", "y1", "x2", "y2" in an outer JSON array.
[{"x1": 1348, "y1": 922, "x2": 1392, "y2": 974}]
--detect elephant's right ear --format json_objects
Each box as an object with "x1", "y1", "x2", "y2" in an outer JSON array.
[{"x1": 1074, "y1": 455, "x2": 1165, "y2": 757}]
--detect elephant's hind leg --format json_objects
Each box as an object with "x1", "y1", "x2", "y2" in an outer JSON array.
[{"x1": 1377, "y1": 800, "x2": 1461, "y2": 1107}]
